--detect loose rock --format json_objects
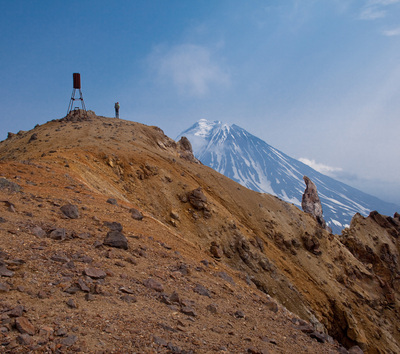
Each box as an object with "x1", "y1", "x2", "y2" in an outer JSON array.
[
  {"x1": 0, "y1": 265, "x2": 14, "y2": 277},
  {"x1": 143, "y1": 278, "x2": 164, "y2": 292},
  {"x1": 16, "y1": 333, "x2": 34, "y2": 346},
  {"x1": 130, "y1": 208, "x2": 143, "y2": 220},
  {"x1": 194, "y1": 283, "x2": 211, "y2": 297},
  {"x1": 49, "y1": 228, "x2": 66, "y2": 241},
  {"x1": 83, "y1": 267, "x2": 107, "y2": 279},
  {"x1": 104, "y1": 221, "x2": 123, "y2": 231},
  {"x1": 104, "y1": 231, "x2": 128, "y2": 250},
  {"x1": 61, "y1": 334, "x2": 78, "y2": 346},
  {"x1": 15, "y1": 317, "x2": 36, "y2": 335},
  {"x1": 60, "y1": 204, "x2": 79, "y2": 219},
  {"x1": 0, "y1": 282, "x2": 10, "y2": 292},
  {"x1": 32, "y1": 226, "x2": 46, "y2": 238},
  {"x1": 0, "y1": 178, "x2": 21, "y2": 192}
]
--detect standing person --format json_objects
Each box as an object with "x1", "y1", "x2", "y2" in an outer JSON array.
[{"x1": 114, "y1": 102, "x2": 120, "y2": 118}]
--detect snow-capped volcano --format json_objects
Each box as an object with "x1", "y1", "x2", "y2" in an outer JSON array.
[{"x1": 178, "y1": 119, "x2": 399, "y2": 234}]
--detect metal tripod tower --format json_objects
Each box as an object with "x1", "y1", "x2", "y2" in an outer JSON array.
[{"x1": 67, "y1": 73, "x2": 87, "y2": 114}]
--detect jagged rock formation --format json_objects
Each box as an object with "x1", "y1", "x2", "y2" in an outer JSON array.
[
  {"x1": 302, "y1": 176, "x2": 331, "y2": 232},
  {"x1": 0, "y1": 114, "x2": 399, "y2": 352},
  {"x1": 177, "y1": 136, "x2": 200, "y2": 163},
  {"x1": 61, "y1": 109, "x2": 96, "y2": 122}
]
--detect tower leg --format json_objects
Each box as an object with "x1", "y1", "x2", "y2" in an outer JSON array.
[
  {"x1": 67, "y1": 88, "x2": 87, "y2": 115},
  {"x1": 67, "y1": 89, "x2": 76, "y2": 115}
]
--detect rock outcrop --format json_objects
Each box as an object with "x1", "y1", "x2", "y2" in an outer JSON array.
[
  {"x1": 177, "y1": 136, "x2": 200, "y2": 163},
  {"x1": 302, "y1": 176, "x2": 331, "y2": 232}
]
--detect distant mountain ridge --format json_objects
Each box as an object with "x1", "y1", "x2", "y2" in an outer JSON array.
[{"x1": 178, "y1": 119, "x2": 399, "y2": 234}]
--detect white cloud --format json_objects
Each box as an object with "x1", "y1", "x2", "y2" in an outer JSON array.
[
  {"x1": 149, "y1": 44, "x2": 230, "y2": 97},
  {"x1": 382, "y1": 26, "x2": 400, "y2": 35},
  {"x1": 299, "y1": 158, "x2": 343, "y2": 177},
  {"x1": 359, "y1": 0, "x2": 400, "y2": 20},
  {"x1": 359, "y1": 7, "x2": 386, "y2": 19}
]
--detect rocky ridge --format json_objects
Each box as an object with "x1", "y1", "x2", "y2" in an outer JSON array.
[{"x1": 0, "y1": 111, "x2": 399, "y2": 353}]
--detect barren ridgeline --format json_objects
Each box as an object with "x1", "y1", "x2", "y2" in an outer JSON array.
[{"x1": 0, "y1": 111, "x2": 399, "y2": 353}]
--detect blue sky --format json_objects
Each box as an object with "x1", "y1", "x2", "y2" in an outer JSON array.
[{"x1": 1, "y1": 0, "x2": 400, "y2": 205}]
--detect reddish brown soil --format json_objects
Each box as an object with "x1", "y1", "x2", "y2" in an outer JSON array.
[{"x1": 0, "y1": 112, "x2": 398, "y2": 353}]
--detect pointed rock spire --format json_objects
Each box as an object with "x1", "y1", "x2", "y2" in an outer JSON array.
[{"x1": 302, "y1": 176, "x2": 331, "y2": 232}]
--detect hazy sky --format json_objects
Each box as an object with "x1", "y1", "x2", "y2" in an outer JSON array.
[{"x1": 1, "y1": 1, "x2": 399, "y2": 205}]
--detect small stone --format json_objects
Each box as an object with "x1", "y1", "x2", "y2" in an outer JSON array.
[
  {"x1": 210, "y1": 244, "x2": 223, "y2": 259},
  {"x1": 167, "y1": 343, "x2": 182, "y2": 353},
  {"x1": 104, "y1": 221, "x2": 123, "y2": 231},
  {"x1": 16, "y1": 333, "x2": 34, "y2": 345},
  {"x1": 78, "y1": 279, "x2": 90, "y2": 292},
  {"x1": 119, "y1": 286, "x2": 134, "y2": 294},
  {"x1": 169, "y1": 291, "x2": 180, "y2": 304},
  {"x1": 0, "y1": 265, "x2": 14, "y2": 277},
  {"x1": 104, "y1": 231, "x2": 128, "y2": 250},
  {"x1": 159, "y1": 293, "x2": 171, "y2": 305},
  {"x1": 206, "y1": 304, "x2": 218, "y2": 314},
  {"x1": 265, "y1": 300, "x2": 279, "y2": 313},
  {"x1": 216, "y1": 271, "x2": 235, "y2": 285},
  {"x1": 0, "y1": 282, "x2": 10, "y2": 292},
  {"x1": 153, "y1": 336, "x2": 168, "y2": 346},
  {"x1": 234, "y1": 310, "x2": 245, "y2": 319},
  {"x1": 106, "y1": 198, "x2": 117, "y2": 205},
  {"x1": 200, "y1": 259, "x2": 209, "y2": 267},
  {"x1": 15, "y1": 317, "x2": 36, "y2": 335},
  {"x1": 49, "y1": 228, "x2": 66, "y2": 240},
  {"x1": 121, "y1": 294, "x2": 137, "y2": 303},
  {"x1": 170, "y1": 211, "x2": 180, "y2": 220},
  {"x1": 130, "y1": 208, "x2": 143, "y2": 220},
  {"x1": 0, "y1": 178, "x2": 21, "y2": 192},
  {"x1": 188, "y1": 187, "x2": 208, "y2": 210},
  {"x1": 181, "y1": 306, "x2": 197, "y2": 317},
  {"x1": 51, "y1": 253, "x2": 70, "y2": 263},
  {"x1": 309, "y1": 331, "x2": 327, "y2": 343},
  {"x1": 32, "y1": 226, "x2": 46, "y2": 238},
  {"x1": 38, "y1": 326, "x2": 54, "y2": 340},
  {"x1": 66, "y1": 299, "x2": 77, "y2": 309},
  {"x1": 175, "y1": 263, "x2": 189, "y2": 275},
  {"x1": 7, "y1": 305, "x2": 24, "y2": 317},
  {"x1": 93, "y1": 240, "x2": 103, "y2": 248},
  {"x1": 55, "y1": 327, "x2": 68, "y2": 337},
  {"x1": 60, "y1": 204, "x2": 79, "y2": 219},
  {"x1": 76, "y1": 232, "x2": 90, "y2": 239},
  {"x1": 83, "y1": 267, "x2": 107, "y2": 279},
  {"x1": 64, "y1": 285, "x2": 80, "y2": 294},
  {"x1": 61, "y1": 334, "x2": 78, "y2": 346},
  {"x1": 37, "y1": 290, "x2": 48, "y2": 299},
  {"x1": 194, "y1": 283, "x2": 211, "y2": 297},
  {"x1": 0, "y1": 326, "x2": 9, "y2": 333},
  {"x1": 143, "y1": 278, "x2": 164, "y2": 292},
  {"x1": 247, "y1": 347, "x2": 267, "y2": 354},
  {"x1": 85, "y1": 293, "x2": 95, "y2": 301},
  {"x1": 28, "y1": 133, "x2": 38, "y2": 143}
]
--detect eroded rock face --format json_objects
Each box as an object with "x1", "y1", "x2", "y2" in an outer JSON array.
[
  {"x1": 60, "y1": 109, "x2": 95, "y2": 123},
  {"x1": 302, "y1": 176, "x2": 330, "y2": 232},
  {"x1": 177, "y1": 136, "x2": 200, "y2": 163},
  {"x1": 188, "y1": 187, "x2": 208, "y2": 211}
]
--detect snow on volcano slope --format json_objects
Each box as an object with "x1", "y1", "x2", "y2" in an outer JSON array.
[{"x1": 178, "y1": 119, "x2": 399, "y2": 234}]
